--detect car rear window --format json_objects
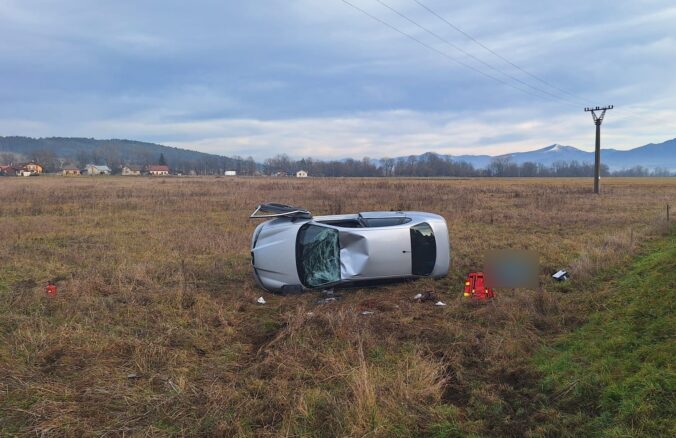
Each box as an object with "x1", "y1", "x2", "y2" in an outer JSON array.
[
  {"x1": 296, "y1": 224, "x2": 341, "y2": 287},
  {"x1": 410, "y1": 223, "x2": 436, "y2": 276}
]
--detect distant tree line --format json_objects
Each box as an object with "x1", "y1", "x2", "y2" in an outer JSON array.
[
  {"x1": 1, "y1": 137, "x2": 673, "y2": 177},
  {"x1": 262, "y1": 153, "x2": 675, "y2": 177}
]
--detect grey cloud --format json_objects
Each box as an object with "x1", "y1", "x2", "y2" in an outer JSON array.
[{"x1": 0, "y1": 0, "x2": 674, "y2": 159}]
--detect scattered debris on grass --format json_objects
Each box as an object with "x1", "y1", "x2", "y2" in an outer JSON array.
[
  {"x1": 413, "y1": 291, "x2": 438, "y2": 303},
  {"x1": 360, "y1": 311, "x2": 375, "y2": 316},
  {"x1": 45, "y1": 282, "x2": 57, "y2": 297},
  {"x1": 316, "y1": 289, "x2": 342, "y2": 305},
  {"x1": 257, "y1": 296, "x2": 266, "y2": 304},
  {"x1": 434, "y1": 301, "x2": 447, "y2": 306},
  {"x1": 552, "y1": 270, "x2": 570, "y2": 281}
]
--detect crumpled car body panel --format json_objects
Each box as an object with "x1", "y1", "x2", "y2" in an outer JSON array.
[{"x1": 339, "y1": 228, "x2": 412, "y2": 280}]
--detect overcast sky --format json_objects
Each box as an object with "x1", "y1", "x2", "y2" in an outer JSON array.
[{"x1": 1, "y1": 0, "x2": 675, "y2": 159}]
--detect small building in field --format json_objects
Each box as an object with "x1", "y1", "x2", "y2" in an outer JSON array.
[
  {"x1": 225, "y1": 170, "x2": 237, "y2": 176},
  {"x1": 296, "y1": 170, "x2": 308, "y2": 178},
  {"x1": 13, "y1": 161, "x2": 43, "y2": 176},
  {"x1": 22, "y1": 161, "x2": 43, "y2": 174},
  {"x1": 62, "y1": 167, "x2": 81, "y2": 176},
  {"x1": 122, "y1": 165, "x2": 143, "y2": 176},
  {"x1": 0, "y1": 165, "x2": 19, "y2": 176},
  {"x1": 147, "y1": 164, "x2": 169, "y2": 176},
  {"x1": 273, "y1": 171, "x2": 288, "y2": 177},
  {"x1": 86, "y1": 164, "x2": 112, "y2": 175}
]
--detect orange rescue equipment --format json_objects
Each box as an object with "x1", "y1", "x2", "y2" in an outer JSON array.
[{"x1": 463, "y1": 272, "x2": 494, "y2": 300}]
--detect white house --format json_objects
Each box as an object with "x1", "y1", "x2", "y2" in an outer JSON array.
[
  {"x1": 296, "y1": 170, "x2": 308, "y2": 178},
  {"x1": 86, "y1": 164, "x2": 111, "y2": 175},
  {"x1": 121, "y1": 165, "x2": 143, "y2": 176},
  {"x1": 225, "y1": 170, "x2": 237, "y2": 176}
]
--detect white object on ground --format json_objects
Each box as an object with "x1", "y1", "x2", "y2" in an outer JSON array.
[
  {"x1": 413, "y1": 293, "x2": 423, "y2": 300},
  {"x1": 257, "y1": 296, "x2": 266, "y2": 304},
  {"x1": 434, "y1": 301, "x2": 447, "y2": 306},
  {"x1": 552, "y1": 270, "x2": 570, "y2": 281},
  {"x1": 360, "y1": 311, "x2": 375, "y2": 316}
]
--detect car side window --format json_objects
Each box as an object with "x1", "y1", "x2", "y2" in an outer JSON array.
[{"x1": 410, "y1": 223, "x2": 436, "y2": 276}]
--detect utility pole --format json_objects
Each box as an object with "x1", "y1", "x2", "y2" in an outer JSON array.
[{"x1": 584, "y1": 105, "x2": 613, "y2": 194}]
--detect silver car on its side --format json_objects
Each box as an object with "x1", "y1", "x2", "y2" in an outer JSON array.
[{"x1": 250, "y1": 204, "x2": 450, "y2": 293}]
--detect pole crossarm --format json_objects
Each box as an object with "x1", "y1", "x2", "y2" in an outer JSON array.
[{"x1": 585, "y1": 105, "x2": 613, "y2": 125}]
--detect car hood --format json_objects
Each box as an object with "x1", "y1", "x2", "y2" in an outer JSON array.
[{"x1": 251, "y1": 220, "x2": 304, "y2": 290}]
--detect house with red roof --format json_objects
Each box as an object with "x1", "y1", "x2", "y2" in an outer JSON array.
[{"x1": 147, "y1": 164, "x2": 169, "y2": 176}]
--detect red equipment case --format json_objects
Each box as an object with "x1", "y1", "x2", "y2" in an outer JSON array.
[{"x1": 463, "y1": 272, "x2": 494, "y2": 300}]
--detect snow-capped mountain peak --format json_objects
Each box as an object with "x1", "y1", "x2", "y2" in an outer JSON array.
[{"x1": 545, "y1": 144, "x2": 574, "y2": 153}]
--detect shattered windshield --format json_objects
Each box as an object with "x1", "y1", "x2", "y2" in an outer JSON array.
[{"x1": 296, "y1": 224, "x2": 341, "y2": 287}]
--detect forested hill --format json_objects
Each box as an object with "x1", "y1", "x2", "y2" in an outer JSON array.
[{"x1": 0, "y1": 136, "x2": 255, "y2": 174}]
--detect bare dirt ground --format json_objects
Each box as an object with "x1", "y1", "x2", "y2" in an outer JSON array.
[{"x1": 0, "y1": 176, "x2": 673, "y2": 436}]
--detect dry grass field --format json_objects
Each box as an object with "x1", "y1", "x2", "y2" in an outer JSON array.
[{"x1": 0, "y1": 176, "x2": 674, "y2": 437}]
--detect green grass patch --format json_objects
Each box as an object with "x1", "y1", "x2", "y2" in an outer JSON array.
[{"x1": 535, "y1": 230, "x2": 675, "y2": 437}]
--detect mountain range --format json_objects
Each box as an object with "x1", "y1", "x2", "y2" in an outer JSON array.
[
  {"x1": 0, "y1": 136, "x2": 244, "y2": 165},
  {"x1": 391, "y1": 138, "x2": 676, "y2": 171}
]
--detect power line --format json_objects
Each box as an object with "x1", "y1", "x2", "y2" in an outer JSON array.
[
  {"x1": 375, "y1": 0, "x2": 583, "y2": 107},
  {"x1": 413, "y1": 0, "x2": 591, "y2": 106},
  {"x1": 339, "y1": 0, "x2": 579, "y2": 107}
]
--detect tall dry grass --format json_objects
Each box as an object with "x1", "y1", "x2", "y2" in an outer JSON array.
[{"x1": 0, "y1": 176, "x2": 674, "y2": 436}]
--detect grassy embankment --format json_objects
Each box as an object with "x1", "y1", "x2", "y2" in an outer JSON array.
[{"x1": 531, "y1": 229, "x2": 675, "y2": 437}]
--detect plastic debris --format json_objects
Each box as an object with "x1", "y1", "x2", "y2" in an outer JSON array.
[
  {"x1": 552, "y1": 270, "x2": 569, "y2": 281},
  {"x1": 316, "y1": 289, "x2": 342, "y2": 304},
  {"x1": 257, "y1": 296, "x2": 266, "y2": 304},
  {"x1": 127, "y1": 373, "x2": 140, "y2": 379},
  {"x1": 360, "y1": 311, "x2": 375, "y2": 316},
  {"x1": 413, "y1": 291, "x2": 437, "y2": 303},
  {"x1": 45, "y1": 282, "x2": 57, "y2": 297},
  {"x1": 434, "y1": 301, "x2": 447, "y2": 306}
]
